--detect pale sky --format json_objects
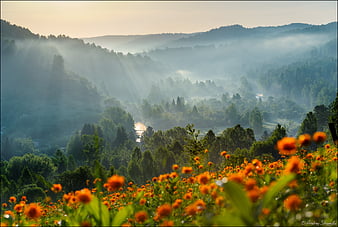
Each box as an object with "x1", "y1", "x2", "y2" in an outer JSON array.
[{"x1": 1, "y1": 1, "x2": 337, "y2": 38}]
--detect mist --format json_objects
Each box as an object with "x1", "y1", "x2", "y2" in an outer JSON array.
[{"x1": 1, "y1": 19, "x2": 337, "y2": 149}]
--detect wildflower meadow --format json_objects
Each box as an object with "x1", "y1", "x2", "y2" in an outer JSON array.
[{"x1": 1, "y1": 132, "x2": 337, "y2": 226}]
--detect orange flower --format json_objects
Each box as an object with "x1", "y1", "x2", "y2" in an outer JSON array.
[
  {"x1": 228, "y1": 173, "x2": 244, "y2": 184},
  {"x1": 204, "y1": 149, "x2": 209, "y2": 153},
  {"x1": 160, "y1": 220, "x2": 174, "y2": 227},
  {"x1": 288, "y1": 180, "x2": 298, "y2": 188},
  {"x1": 256, "y1": 167, "x2": 264, "y2": 175},
  {"x1": 252, "y1": 159, "x2": 262, "y2": 167},
  {"x1": 220, "y1": 151, "x2": 227, "y2": 156},
  {"x1": 284, "y1": 156, "x2": 304, "y2": 174},
  {"x1": 156, "y1": 204, "x2": 172, "y2": 219},
  {"x1": 80, "y1": 221, "x2": 91, "y2": 227},
  {"x1": 208, "y1": 161, "x2": 213, "y2": 166},
  {"x1": 121, "y1": 223, "x2": 131, "y2": 227},
  {"x1": 135, "y1": 211, "x2": 148, "y2": 223},
  {"x1": 199, "y1": 185, "x2": 210, "y2": 194},
  {"x1": 51, "y1": 184, "x2": 62, "y2": 193},
  {"x1": 170, "y1": 172, "x2": 178, "y2": 178},
  {"x1": 106, "y1": 175, "x2": 125, "y2": 192},
  {"x1": 194, "y1": 199, "x2": 206, "y2": 211},
  {"x1": 284, "y1": 194, "x2": 302, "y2": 211},
  {"x1": 260, "y1": 186, "x2": 269, "y2": 195},
  {"x1": 225, "y1": 154, "x2": 231, "y2": 159},
  {"x1": 305, "y1": 153, "x2": 314, "y2": 159},
  {"x1": 183, "y1": 192, "x2": 192, "y2": 200},
  {"x1": 277, "y1": 137, "x2": 297, "y2": 155},
  {"x1": 311, "y1": 162, "x2": 322, "y2": 172},
  {"x1": 9, "y1": 196, "x2": 16, "y2": 203},
  {"x1": 245, "y1": 178, "x2": 257, "y2": 191},
  {"x1": 21, "y1": 196, "x2": 27, "y2": 201},
  {"x1": 152, "y1": 177, "x2": 158, "y2": 182},
  {"x1": 4, "y1": 210, "x2": 14, "y2": 219},
  {"x1": 14, "y1": 204, "x2": 24, "y2": 213},
  {"x1": 215, "y1": 196, "x2": 225, "y2": 206},
  {"x1": 247, "y1": 187, "x2": 260, "y2": 203},
  {"x1": 24, "y1": 203, "x2": 42, "y2": 220},
  {"x1": 172, "y1": 164, "x2": 179, "y2": 171},
  {"x1": 184, "y1": 203, "x2": 198, "y2": 216},
  {"x1": 2, "y1": 203, "x2": 7, "y2": 208},
  {"x1": 244, "y1": 163, "x2": 254, "y2": 175},
  {"x1": 75, "y1": 188, "x2": 92, "y2": 204},
  {"x1": 261, "y1": 208, "x2": 270, "y2": 216},
  {"x1": 193, "y1": 156, "x2": 200, "y2": 161},
  {"x1": 298, "y1": 134, "x2": 311, "y2": 147},
  {"x1": 197, "y1": 173, "x2": 210, "y2": 185},
  {"x1": 139, "y1": 198, "x2": 146, "y2": 206},
  {"x1": 313, "y1": 132, "x2": 327, "y2": 143},
  {"x1": 182, "y1": 167, "x2": 193, "y2": 174},
  {"x1": 173, "y1": 199, "x2": 182, "y2": 209}
]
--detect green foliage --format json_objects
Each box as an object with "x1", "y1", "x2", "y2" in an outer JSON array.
[
  {"x1": 249, "y1": 107, "x2": 263, "y2": 135},
  {"x1": 251, "y1": 124, "x2": 286, "y2": 160},
  {"x1": 0, "y1": 136, "x2": 39, "y2": 160},
  {"x1": 298, "y1": 111, "x2": 317, "y2": 136},
  {"x1": 220, "y1": 125, "x2": 256, "y2": 152},
  {"x1": 141, "y1": 151, "x2": 157, "y2": 181},
  {"x1": 127, "y1": 160, "x2": 143, "y2": 184},
  {"x1": 6, "y1": 153, "x2": 56, "y2": 181},
  {"x1": 16, "y1": 184, "x2": 47, "y2": 202},
  {"x1": 58, "y1": 166, "x2": 94, "y2": 192}
]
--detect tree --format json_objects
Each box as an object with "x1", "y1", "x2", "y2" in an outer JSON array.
[
  {"x1": 250, "y1": 124, "x2": 286, "y2": 160},
  {"x1": 313, "y1": 104, "x2": 329, "y2": 131},
  {"x1": 220, "y1": 125, "x2": 256, "y2": 152},
  {"x1": 328, "y1": 93, "x2": 338, "y2": 144},
  {"x1": 52, "y1": 149, "x2": 68, "y2": 173},
  {"x1": 66, "y1": 132, "x2": 84, "y2": 164},
  {"x1": 176, "y1": 96, "x2": 185, "y2": 112},
  {"x1": 127, "y1": 160, "x2": 142, "y2": 184},
  {"x1": 141, "y1": 151, "x2": 157, "y2": 181},
  {"x1": 82, "y1": 133, "x2": 104, "y2": 166},
  {"x1": 224, "y1": 103, "x2": 240, "y2": 126},
  {"x1": 113, "y1": 126, "x2": 128, "y2": 147},
  {"x1": 58, "y1": 166, "x2": 94, "y2": 192},
  {"x1": 184, "y1": 124, "x2": 205, "y2": 160},
  {"x1": 6, "y1": 153, "x2": 56, "y2": 181},
  {"x1": 298, "y1": 112, "x2": 317, "y2": 136},
  {"x1": 203, "y1": 130, "x2": 216, "y2": 147},
  {"x1": 249, "y1": 107, "x2": 263, "y2": 135},
  {"x1": 131, "y1": 147, "x2": 142, "y2": 162}
]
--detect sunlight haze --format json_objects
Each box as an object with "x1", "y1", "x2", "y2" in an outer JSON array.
[{"x1": 1, "y1": 1, "x2": 337, "y2": 38}]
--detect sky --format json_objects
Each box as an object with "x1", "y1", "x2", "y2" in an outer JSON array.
[{"x1": 1, "y1": 1, "x2": 337, "y2": 38}]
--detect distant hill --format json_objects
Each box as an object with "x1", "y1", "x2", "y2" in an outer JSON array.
[
  {"x1": 1, "y1": 19, "x2": 39, "y2": 39},
  {"x1": 82, "y1": 22, "x2": 336, "y2": 52},
  {"x1": 167, "y1": 22, "x2": 337, "y2": 47},
  {"x1": 82, "y1": 33, "x2": 194, "y2": 54}
]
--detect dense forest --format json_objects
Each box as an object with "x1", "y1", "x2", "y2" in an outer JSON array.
[{"x1": 0, "y1": 19, "x2": 337, "y2": 204}]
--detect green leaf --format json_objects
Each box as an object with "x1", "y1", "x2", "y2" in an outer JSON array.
[
  {"x1": 101, "y1": 203, "x2": 110, "y2": 226},
  {"x1": 112, "y1": 205, "x2": 134, "y2": 226},
  {"x1": 212, "y1": 210, "x2": 245, "y2": 226},
  {"x1": 169, "y1": 176, "x2": 179, "y2": 184},
  {"x1": 261, "y1": 173, "x2": 295, "y2": 209},
  {"x1": 85, "y1": 196, "x2": 110, "y2": 226},
  {"x1": 86, "y1": 196, "x2": 100, "y2": 221},
  {"x1": 222, "y1": 180, "x2": 254, "y2": 225},
  {"x1": 135, "y1": 191, "x2": 144, "y2": 201}
]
